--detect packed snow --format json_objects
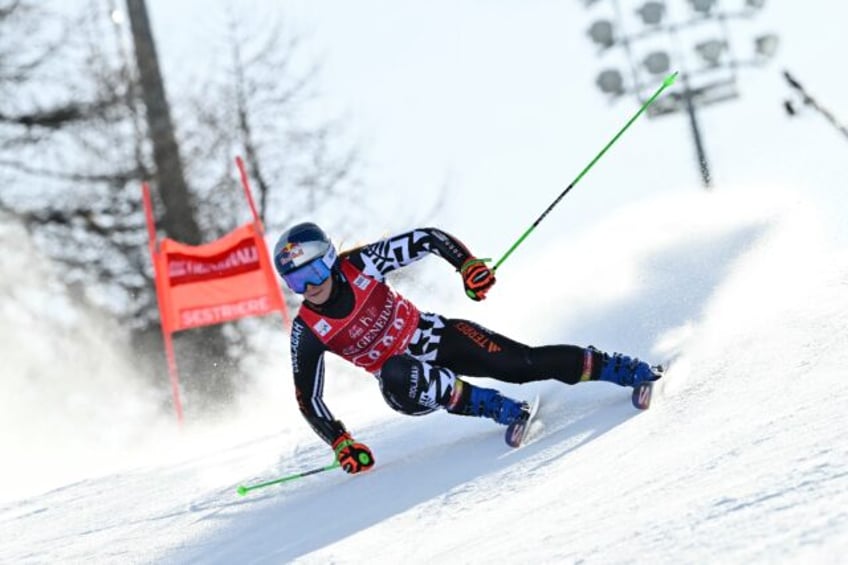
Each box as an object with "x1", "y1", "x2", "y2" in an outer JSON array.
[{"x1": 2, "y1": 186, "x2": 847, "y2": 564}]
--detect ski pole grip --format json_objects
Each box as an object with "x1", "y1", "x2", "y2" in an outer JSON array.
[{"x1": 459, "y1": 257, "x2": 492, "y2": 274}]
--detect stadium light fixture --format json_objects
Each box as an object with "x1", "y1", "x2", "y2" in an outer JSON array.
[
  {"x1": 581, "y1": 0, "x2": 777, "y2": 190},
  {"x1": 588, "y1": 20, "x2": 615, "y2": 48},
  {"x1": 636, "y1": 2, "x2": 666, "y2": 26},
  {"x1": 695, "y1": 39, "x2": 726, "y2": 67},
  {"x1": 754, "y1": 34, "x2": 779, "y2": 58},
  {"x1": 644, "y1": 51, "x2": 671, "y2": 74},
  {"x1": 689, "y1": 0, "x2": 716, "y2": 15},
  {"x1": 596, "y1": 69, "x2": 625, "y2": 95}
]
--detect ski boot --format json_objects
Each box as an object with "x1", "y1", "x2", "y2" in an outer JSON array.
[
  {"x1": 591, "y1": 347, "x2": 663, "y2": 388},
  {"x1": 450, "y1": 382, "x2": 529, "y2": 426}
]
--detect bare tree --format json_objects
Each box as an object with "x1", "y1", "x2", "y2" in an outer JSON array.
[
  {"x1": 0, "y1": 0, "x2": 148, "y2": 319},
  {"x1": 180, "y1": 9, "x2": 363, "y2": 238},
  {"x1": 172, "y1": 7, "x2": 371, "y2": 324},
  {"x1": 0, "y1": 1, "x2": 129, "y2": 181},
  {"x1": 0, "y1": 0, "x2": 238, "y2": 410}
]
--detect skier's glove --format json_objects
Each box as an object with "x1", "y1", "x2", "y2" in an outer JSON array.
[
  {"x1": 332, "y1": 432, "x2": 375, "y2": 474},
  {"x1": 460, "y1": 257, "x2": 496, "y2": 301}
]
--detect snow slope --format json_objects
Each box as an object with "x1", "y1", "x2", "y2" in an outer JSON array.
[{"x1": 2, "y1": 187, "x2": 847, "y2": 564}]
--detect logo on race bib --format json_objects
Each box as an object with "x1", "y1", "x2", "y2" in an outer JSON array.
[
  {"x1": 313, "y1": 319, "x2": 333, "y2": 337},
  {"x1": 354, "y1": 275, "x2": 371, "y2": 290}
]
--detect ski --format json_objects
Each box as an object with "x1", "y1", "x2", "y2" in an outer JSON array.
[
  {"x1": 505, "y1": 394, "x2": 540, "y2": 448},
  {"x1": 631, "y1": 359, "x2": 673, "y2": 410},
  {"x1": 632, "y1": 381, "x2": 654, "y2": 410}
]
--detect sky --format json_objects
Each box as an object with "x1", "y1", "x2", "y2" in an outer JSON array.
[
  {"x1": 3, "y1": 1, "x2": 848, "y2": 562},
  {"x1": 143, "y1": 0, "x2": 848, "y2": 254}
]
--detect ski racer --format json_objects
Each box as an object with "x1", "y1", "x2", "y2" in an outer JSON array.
[{"x1": 274, "y1": 223, "x2": 661, "y2": 474}]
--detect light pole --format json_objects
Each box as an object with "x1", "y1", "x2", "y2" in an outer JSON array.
[{"x1": 583, "y1": 0, "x2": 779, "y2": 189}]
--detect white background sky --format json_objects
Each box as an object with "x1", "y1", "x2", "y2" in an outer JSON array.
[{"x1": 145, "y1": 0, "x2": 848, "y2": 259}]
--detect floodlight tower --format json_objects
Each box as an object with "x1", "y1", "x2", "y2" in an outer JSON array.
[{"x1": 583, "y1": 0, "x2": 779, "y2": 189}]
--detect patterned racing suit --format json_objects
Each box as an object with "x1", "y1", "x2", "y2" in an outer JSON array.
[{"x1": 290, "y1": 228, "x2": 597, "y2": 446}]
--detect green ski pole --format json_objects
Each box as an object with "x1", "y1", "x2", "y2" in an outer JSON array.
[
  {"x1": 236, "y1": 461, "x2": 341, "y2": 496},
  {"x1": 493, "y1": 71, "x2": 678, "y2": 272}
]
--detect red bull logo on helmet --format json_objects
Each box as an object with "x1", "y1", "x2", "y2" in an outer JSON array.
[{"x1": 278, "y1": 242, "x2": 304, "y2": 262}]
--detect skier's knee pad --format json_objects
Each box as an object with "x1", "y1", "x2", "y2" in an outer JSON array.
[{"x1": 379, "y1": 355, "x2": 436, "y2": 416}]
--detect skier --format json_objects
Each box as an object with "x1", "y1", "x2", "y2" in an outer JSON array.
[{"x1": 274, "y1": 223, "x2": 661, "y2": 474}]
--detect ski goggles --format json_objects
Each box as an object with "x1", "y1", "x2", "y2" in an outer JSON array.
[{"x1": 282, "y1": 258, "x2": 333, "y2": 294}]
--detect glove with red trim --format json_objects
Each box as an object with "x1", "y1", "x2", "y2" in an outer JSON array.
[
  {"x1": 332, "y1": 432, "x2": 375, "y2": 474},
  {"x1": 460, "y1": 257, "x2": 496, "y2": 301}
]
